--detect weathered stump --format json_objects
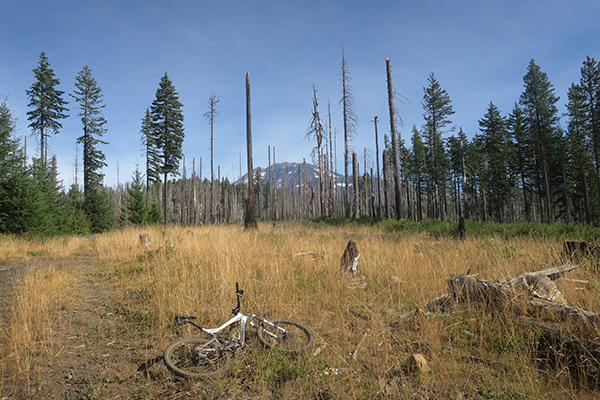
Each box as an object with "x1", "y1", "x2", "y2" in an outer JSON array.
[
  {"x1": 340, "y1": 240, "x2": 360, "y2": 275},
  {"x1": 139, "y1": 233, "x2": 151, "y2": 247}
]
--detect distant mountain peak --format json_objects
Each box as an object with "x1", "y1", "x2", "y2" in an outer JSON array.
[{"x1": 237, "y1": 161, "x2": 345, "y2": 188}]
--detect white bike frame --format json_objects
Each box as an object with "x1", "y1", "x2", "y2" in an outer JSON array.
[
  {"x1": 182, "y1": 312, "x2": 286, "y2": 350},
  {"x1": 177, "y1": 282, "x2": 288, "y2": 350}
]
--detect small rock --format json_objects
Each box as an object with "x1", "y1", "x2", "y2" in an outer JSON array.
[{"x1": 406, "y1": 353, "x2": 430, "y2": 374}]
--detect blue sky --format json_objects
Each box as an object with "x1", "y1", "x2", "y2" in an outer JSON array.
[{"x1": 1, "y1": 1, "x2": 599, "y2": 187}]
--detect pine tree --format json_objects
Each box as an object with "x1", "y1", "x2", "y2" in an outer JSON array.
[
  {"x1": 26, "y1": 52, "x2": 69, "y2": 165},
  {"x1": 124, "y1": 165, "x2": 162, "y2": 225},
  {"x1": 409, "y1": 125, "x2": 426, "y2": 220},
  {"x1": 478, "y1": 102, "x2": 510, "y2": 222},
  {"x1": 507, "y1": 103, "x2": 532, "y2": 221},
  {"x1": 446, "y1": 129, "x2": 468, "y2": 219},
  {"x1": 140, "y1": 108, "x2": 160, "y2": 194},
  {"x1": 519, "y1": 60, "x2": 561, "y2": 223},
  {"x1": 421, "y1": 72, "x2": 454, "y2": 221},
  {"x1": 579, "y1": 57, "x2": 600, "y2": 222},
  {"x1": 83, "y1": 186, "x2": 117, "y2": 233},
  {"x1": 71, "y1": 65, "x2": 108, "y2": 194},
  {"x1": 150, "y1": 73, "x2": 185, "y2": 224},
  {"x1": 0, "y1": 99, "x2": 23, "y2": 232},
  {"x1": 61, "y1": 184, "x2": 91, "y2": 234},
  {"x1": 0, "y1": 99, "x2": 19, "y2": 178},
  {"x1": 565, "y1": 83, "x2": 596, "y2": 224}
]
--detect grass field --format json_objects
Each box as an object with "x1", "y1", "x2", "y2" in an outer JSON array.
[{"x1": 2, "y1": 222, "x2": 600, "y2": 399}]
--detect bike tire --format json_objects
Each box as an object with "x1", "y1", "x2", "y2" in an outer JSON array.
[
  {"x1": 257, "y1": 319, "x2": 314, "y2": 353},
  {"x1": 163, "y1": 338, "x2": 231, "y2": 379}
]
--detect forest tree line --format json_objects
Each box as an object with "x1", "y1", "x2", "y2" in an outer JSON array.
[{"x1": 1, "y1": 51, "x2": 600, "y2": 235}]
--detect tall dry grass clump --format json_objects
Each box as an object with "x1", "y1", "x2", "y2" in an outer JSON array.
[
  {"x1": 0, "y1": 266, "x2": 75, "y2": 393},
  {"x1": 0, "y1": 234, "x2": 91, "y2": 264}
]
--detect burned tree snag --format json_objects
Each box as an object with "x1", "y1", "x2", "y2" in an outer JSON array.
[{"x1": 244, "y1": 72, "x2": 258, "y2": 230}]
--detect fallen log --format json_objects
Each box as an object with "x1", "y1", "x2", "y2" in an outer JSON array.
[
  {"x1": 446, "y1": 265, "x2": 599, "y2": 325},
  {"x1": 528, "y1": 298, "x2": 600, "y2": 325},
  {"x1": 521, "y1": 318, "x2": 600, "y2": 387}
]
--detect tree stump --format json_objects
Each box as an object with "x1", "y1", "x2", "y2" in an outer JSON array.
[
  {"x1": 139, "y1": 233, "x2": 151, "y2": 247},
  {"x1": 340, "y1": 240, "x2": 360, "y2": 275}
]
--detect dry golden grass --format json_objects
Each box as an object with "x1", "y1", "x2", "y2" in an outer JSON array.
[
  {"x1": 0, "y1": 234, "x2": 91, "y2": 264},
  {"x1": 94, "y1": 222, "x2": 600, "y2": 398},
  {"x1": 3, "y1": 223, "x2": 600, "y2": 398},
  {"x1": 0, "y1": 266, "x2": 75, "y2": 392}
]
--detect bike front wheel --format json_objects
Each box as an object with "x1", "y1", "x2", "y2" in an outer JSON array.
[
  {"x1": 163, "y1": 338, "x2": 231, "y2": 379},
  {"x1": 257, "y1": 319, "x2": 314, "y2": 353}
]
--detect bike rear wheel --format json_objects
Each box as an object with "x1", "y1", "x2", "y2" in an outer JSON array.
[
  {"x1": 164, "y1": 338, "x2": 231, "y2": 378},
  {"x1": 257, "y1": 319, "x2": 314, "y2": 353}
]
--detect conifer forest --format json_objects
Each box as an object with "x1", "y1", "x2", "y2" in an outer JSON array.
[{"x1": 2, "y1": 52, "x2": 600, "y2": 235}]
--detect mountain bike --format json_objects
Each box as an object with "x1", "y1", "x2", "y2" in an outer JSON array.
[{"x1": 163, "y1": 282, "x2": 314, "y2": 379}]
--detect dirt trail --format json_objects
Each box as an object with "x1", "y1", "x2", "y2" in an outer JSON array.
[{"x1": 0, "y1": 257, "x2": 180, "y2": 400}]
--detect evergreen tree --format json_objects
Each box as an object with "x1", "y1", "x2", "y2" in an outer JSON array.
[
  {"x1": 140, "y1": 108, "x2": 160, "y2": 193},
  {"x1": 421, "y1": 72, "x2": 454, "y2": 220},
  {"x1": 446, "y1": 128, "x2": 468, "y2": 219},
  {"x1": 0, "y1": 100, "x2": 23, "y2": 232},
  {"x1": 150, "y1": 73, "x2": 185, "y2": 224},
  {"x1": 26, "y1": 52, "x2": 69, "y2": 165},
  {"x1": 61, "y1": 184, "x2": 91, "y2": 234},
  {"x1": 125, "y1": 167, "x2": 149, "y2": 225},
  {"x1": 579, "y1": 56, "x2": 600, "y2": 221},
  {"x1": 83, "y1": 186, "x2": 117, "y2": 233},
  {"x1": 478, "y1": 102, "x2": 510, "y2": 222},
  {"x1": 408, "y1": 125, "x2": 426, "y2": 220},
  {"x1": 519, "y1": 60, "x2": 561, "y2": 223},
  {"x1": 22, "y1": 158, "x2": 62, "y2": 235},
  {"x1": 0, "y1": 99, "x2": 19, "y2": 178},
  {"x1": 565, "y1": 83, "x2": 596, "y2": 224},
  {"x1": 124, "y1": 166, "x2": 161, "y2": 225},
  {"x1": 507, "y1": 103, "x2": 532, "y2": 221},
  {"x1": 71, "y1": 65, "x2": 108, "y2": 194}
]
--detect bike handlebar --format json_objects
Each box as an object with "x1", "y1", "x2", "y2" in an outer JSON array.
[{"x1": 175, "y1": 315, "x2": 196, "y2": 326}]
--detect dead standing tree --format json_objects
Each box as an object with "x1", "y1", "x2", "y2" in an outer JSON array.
[
  {"x1": 307, "y1": 84, "x2": 326, "y2": 216},
  {"x1": 340, "y1": 46, "x2": 358, "y2": 218},
  {"x1": 204, "y1": 93, "x2": 219, "y2": 223},
  {"x1": 244, "y1": 72, "x2": 258, "y2": 230},
  {"x1": 373, "y1": 115, "x2": 383, "y2": 218},
  {"x1": 352, "y1": 151, "x2": 359, "y2": 218},
  {"x1": 386, "y1": 58, "x2": 404, "y2": 220}
]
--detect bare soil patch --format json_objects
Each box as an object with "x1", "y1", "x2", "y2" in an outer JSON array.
[{"x1": 0, "y1": 257, "x2": 200, "y2": 400}]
